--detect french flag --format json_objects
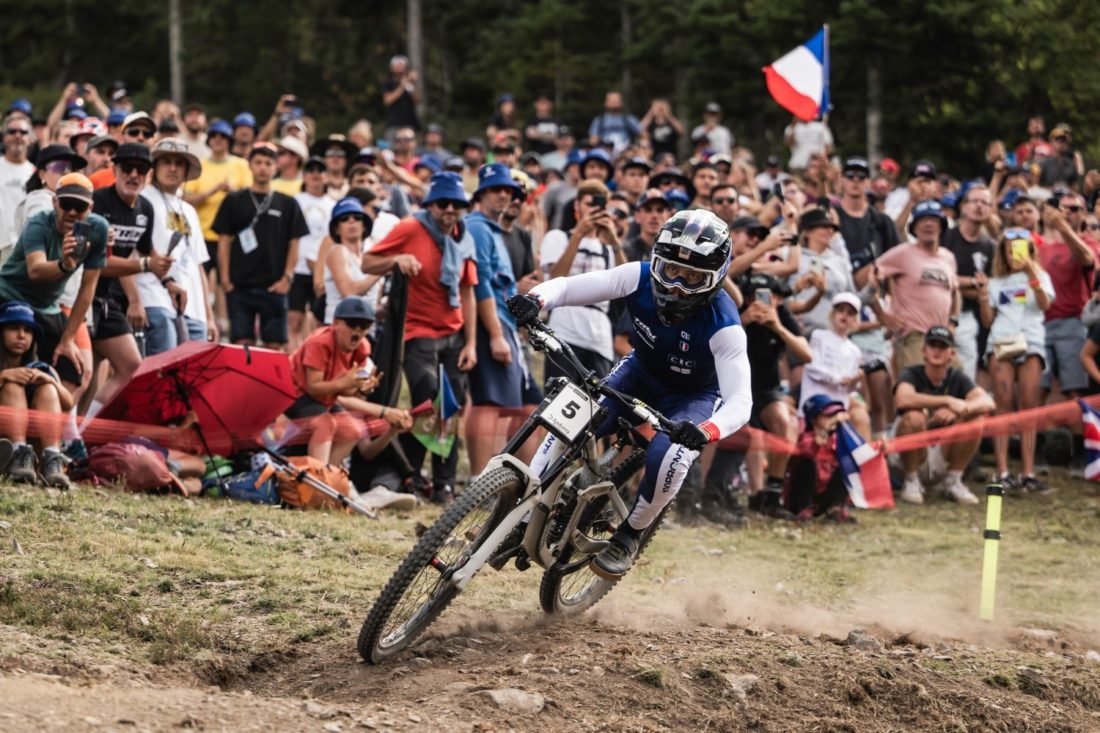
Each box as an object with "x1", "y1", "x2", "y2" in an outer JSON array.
[
  {"x1": 835, "y1": 422, "x2": 894, "y2": 510},
  {"x1": 762, "y1": 26, "x2": 830, "y2": 122},
  {"x1": 1079, "y1": 400, "x2": 1100, "y2": 481}
]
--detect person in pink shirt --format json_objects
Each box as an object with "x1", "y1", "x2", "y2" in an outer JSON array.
[{"x1": 870, "y1": 200, "x2": 960, "y2": 371}]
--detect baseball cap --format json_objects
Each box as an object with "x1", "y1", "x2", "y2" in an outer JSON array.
[
  {"x1": 333, "y1": 296, "x2": 376, "y2": 323},
  {"x1": 460, "y1": 137, "x2": 485, "y2": 152},
  {"x1": 843, "y1": 157, "x2": 870, "y2": 174},
  {"x1": 443, "y1": 156, "x2": 464, "y2": 172},
  {"x1": 277, "y1": 135, "x2": 309, "y2": 162},
  {"x1": 158, "y1": 118, "x2": 180, "y2": 134},
  {"x1": 207, "y1": 119, "x2": 234, "y2": 139},
  {"x1": 86, "y1": 134, "x2": 119, "y2": 153},
  {"x1": 704, "y1": 101, "x2": 722, "y2": 114},
  {"x1": 831, "y1": 292, "x2": 861, "y2": 312},
  {"x1": 637, "y1": 188, "x2": 671, "y2": 208},
  {"x1": 878, "y1": 157, "x2": 900, "y2": 175},
  {"x1": 56, "y1": 172, "x2": 95, "y2": 204},
  {"x1": 113, "y1": 143, "x2": 152, "y2": 166},
  {"x1": 803, "y1": 394, "x2": 846, "y2": 422},
  {"x1": 622, "y1": 156, "x2": 652, "y2": 173},
  {"x1": 7, "y1": 98, "x2": 32, "y2": 116},
  {"x1": 303, "y1": 155, "x2": 327, "y2": 172},
  {"x1": 106, "y1": 109, "x2": 128, "y2": 126},
  {"x1": 911, "y1": 160, "x2": 937, "y2": 179},
  {"x1": 65, "y1": 105, "x2": 88, "y2": 121},
  {"x1": 0, "y1": 301, "x2": 41, "y2": 336},
  {"x1": 426, "y1": 122, "x2": 444, "y2": 136},
  {"x1": 122, "y1": 112, "x2": 156, "y2": 133},
  {"x1": 183, "y1": 102, "x2": 206, "y2": 115},
  {"x1": 924, "y1": 325, "x2": 954, "y2": 347},
  {"x1": 766, "y1": 154, "x2": 780, "y2": 168},
  {"x1": 519, "y1": 151, "x2": 541, "y2": 167}
]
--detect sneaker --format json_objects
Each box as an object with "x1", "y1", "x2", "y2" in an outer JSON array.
[
  {"x1": 0, "y1": 438, "x2": 14, "y2": 476},
  {"x1": 7, "y1": 445, "x2": 37, "y2": 484},
  {"x1": 899, "y1": 475, "x2": 925, "y2": 505},
  {"x1": 430, "y1": 484, "x2": 455, "y2": 505},
  {"x1": 63, "y1": 438, "x2": 88, "y2": 463},
  {"x1": 942, "y1": 474, "x2": 979, "y2": 505},
  {"x1": 591, "y1": 525, "x2": 642, "y2": 580},
  {"x1": 41, "y1": 450, "x2": 71, "y2": 490},
  {"x1": 747, "y1": 489, "x2": 795, "y2": 519},
  {"x1": 1021, "y1": 475, "x2": 1055, "y2": 495},
  {"x1": 998, "y1": 473, "x2": 1024, "y2": 497}
]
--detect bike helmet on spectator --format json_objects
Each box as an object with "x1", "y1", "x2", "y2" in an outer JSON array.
[{"x1": 650, "y1": 209, "x2": 731, "y2": 324}]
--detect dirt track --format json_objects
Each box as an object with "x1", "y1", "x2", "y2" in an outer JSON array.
[{"x1": 4, "y1": 603, "x2": 1100, "y2": 733}]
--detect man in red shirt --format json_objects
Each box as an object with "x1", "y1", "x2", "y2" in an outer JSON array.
[{"x1": 362, "y1": 172, "x2": 477, "y2": 502}]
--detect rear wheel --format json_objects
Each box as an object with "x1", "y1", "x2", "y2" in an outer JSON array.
[
  {"x1": 538, "y1": 449, "x2": 665, "y2": 615},
  {"x1": 358, "y1": 466, "x2": 521, "y2": 663}
]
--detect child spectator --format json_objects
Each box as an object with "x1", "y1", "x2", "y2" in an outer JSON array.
[
  {"x1": 799, "y1": 293, "x2": 871, "y2": 440},
  {"x1": 978, "y1": 228, "x2": 1054, "y2": 493},
  {"x1": 0, "y1": 301, "x2": 74, "y2": 488},
  {"x1": 784, "y1": 394, "x2": 857, "y2": 523}
]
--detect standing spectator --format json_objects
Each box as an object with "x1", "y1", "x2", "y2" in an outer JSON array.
[
  {"x1": 322, "y1": 197, "x2": 376, "y2": 324},
  {"x1": 213, "y1": 142, "x2": 309, "y2": 349},
  {"x1": 82, "y1": 135, "x2": 118, "y2": 179},
  {"x1": 618, "y1": 156, "x2": 650, "y2": 207},
  {"x1": 640, "y1": 98, "x2": 684, "y2": 159},
  {"x1": 1014, "y1": 116, "x2": 1046, "y2": 166},
  {"x1": 1039, "y1": 125, "x2": 1084, "y2": 189},
  {"x1": 539, "y1": 124, "x2": 575, "y2": 173},
  {"x1": 179, "y1": 103, "x2": 211, "y2": 160},
  {"x1": 691, "y1": 102, "x2": 733, "y2": 156},
  {"x1": 709, "y1": 183, "x2": 741, "y2": 228},
  {"x1": 978, "y1": 228, "x2": 1053, "y2": 493},
  {"x1": 14, "y1": 145, "x2": 87, "y2": 235},
  {"x1": 890, "y1": 160, "x2": 940, "y2": 231},
  {"x1": 941, "y1": 184, "x2": 996, "y2": 378},
  {"x1": 382, "y1": 54, "x2": 420, "y2": 133},
  {"x1": 754, "y1": 155, "x2": 784, "y2": 194},
  {"x1": 361, "y1": 172, "x2": 478, "y2": 503},
  {"x1": 588, "y1": 91, "x2": 641, "y2": 154},
  {"x1": 524, "y1": 94, "x2": 560, "y2": 156},
  {"x1": 120, "y1": 113, "x2": 157, "y2": 147},
  {"x1": 836, "y1": 157, "x2": 898, "y2": 277},
  {"x1": 231, "y1": 112, "x2": 258, "y2": 159},
  {"x1": 0, "y1": 114, "x2": 36, "y2": 261},
  {"x1": 138, "y1": 140, "x2": 215, "y2": 354},
  {"x1": 689, "y1": 162, "x2": 720, "y2": 210},
  {"x1": 272, "y1": 135, "x2": 308, "y2": 197},
  {"x1": 459, "y1": 138, "x2": 486, "y2": 194},
  {"x1": 419, "y1": 123, "x2": 452, "y2": 165},
  {"x1": 624, "y1": 189, "x2": 672, "y2": 262},
  {"x1": 486, "y1": 94, "x2": 520, "y2": 144},
  {"x1": 465, "y1": 164, "x2": 525, "y2": 475},
  {"x1": 790, "y1": 207, "x2": 852, "y2": 334},
  {"x1": 310, "y1": 135, "x2": 357, "y2": 200},
  {"x1": 539, "y1": 180, "x2": 623, "y2": 383},
  {"x1": 291, "y1": 157, "x2": 335, "y2": 340},
  {"x1": 893, "y1": 327, "x2": 994, "y2": 505},
  {"x1": 1038, "y1": 194, "x2": 1098, "y2": 399},
  {"x1": 542, "y1": 150, "x2": 582, "y2": 230},
  {"x1": 872, "y1": 201, "x2": 959, "y2": 371},
  {"x1": 784, "y1": 116, "x2": 833, "y2": 173}
]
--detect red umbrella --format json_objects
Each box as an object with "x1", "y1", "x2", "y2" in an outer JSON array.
[{"x1": 99, "y1": 342, "x2": 297, "y2": 456}]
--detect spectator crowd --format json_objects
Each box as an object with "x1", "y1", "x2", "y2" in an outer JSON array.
[{"x1": 1, "y1": 68, "x2": 1098, "y2": 520}]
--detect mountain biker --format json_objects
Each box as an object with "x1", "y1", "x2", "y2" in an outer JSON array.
[{"x1": 508, "y1": 209, "x2": 752, "y2": 580}]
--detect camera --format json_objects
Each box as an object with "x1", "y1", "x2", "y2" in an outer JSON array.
[{"x1": 743, "y1": 271, "x2": 792, "y2": 299}]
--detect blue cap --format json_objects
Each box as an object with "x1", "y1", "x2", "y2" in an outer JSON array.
[
  {"x1": 565, "y1": 149, "x2": 585, "y2": 168},
  {"x1": 233, "y1": 112, "x2": 257, "y2": 130},
  {"x1": 329, "y1": 197, "x2": 371, "y2": 239},
  {"x1": 909, "y1": 200, "x2": 947, "y2": 235},
  {"x1": 475, "y1": 162, "x2": 522, "y2": 195},
  {"x1": 581, "y1": 148, "x2": 614, "y2": 181},
  {"x1": 940, "y1": 192, "x2": 960, "y2": 210},
  {"x1": 666, "y1": 188, "x2": 691, "y2": 211},
  {"x1": 0, "y1": 301, "x2": 41, "y2": 336},
  {"x1": 1000, "y1": 188, "x2": 1023, "y2": 211},
  {"x1": 803, "y1": 394, "x2": 845, "y2": 422},
  {"x1": 423, "y1": 172, "x2": 469, "y2": 207},
  {"x1": 106, "y1": 109, "x2": 127, "y2": 126},
  {"x1": 208, "y1": 119, "x2": 234, "y2": 139},
  {"x1": 65, "y1": 105, "x2": 87, "y2": 121},
  {"x1": 8, "y1": 98, "x2": 32, "y2": 116},
  {"x1": 413, "y1": 156, "x2": 441, "y2": 174},
  {"x1": 332, "y1": 296, "x2": 375, "y2": 323},
  {"x1": 498, "y1": 93, "x2": 514, "y2": 105}
]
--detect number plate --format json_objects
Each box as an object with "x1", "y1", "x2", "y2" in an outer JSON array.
[{"x1": 538, "y1": 382, "x2": 599, "y2": 443}]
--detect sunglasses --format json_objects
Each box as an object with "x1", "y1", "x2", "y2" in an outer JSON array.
[
  {"x1": 343, "y1": 318, "x2": 372, "y2": 330},
  {"x1": 1003, "y1": 227, "x2": 1031, "y2": 241},
  {"x1": 394, "y1": 136, "x2": 416, "y2": 143},
  {"x1": 59, "y1": 198, "x2": 90, "y2": 213},
  {"x1": 4, "y1": 128, "x2": 30, "y2": 136},
  {"x1": 1087, "y1": 224, "x2": 1100, "y2": 231},
  {"x1": 44, "y1": 161, "x2": 72, "y2": 175},
  {"x1": 126, "y1": 128, "x2": 155, "y2": 139},
  {"x1": 432, "y1": 200, "x2": 466, "y2": 211},
  {"x1": 610, "y1": 209, "x2": 629, "y2": 220},
  {"x1": 844, "y1": 172, "x2": 868, "y2": 181},
  {"x1": 1062, "y1": 205, "x2": 1083, "y2": 213},
  {"x1": 324, "y1": 150, "x2": 347, "y2": 158},
  {"x1": 486, "y1": 185, "x2": 515, "y2": 195},
  {"x1": 711, "y1": 197, "x2": 737, "y2": 205},
  {"x1": 119, "y1": 162, "x2": 151, "y2": 176}
]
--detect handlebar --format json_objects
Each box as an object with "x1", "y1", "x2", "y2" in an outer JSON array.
[{"x1": 522, "y1": 318, "x2": 677, "y2": 434}]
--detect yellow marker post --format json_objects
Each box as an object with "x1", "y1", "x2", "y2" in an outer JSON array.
[{"x1": 980, "y1": 483, "x2": 1004, "y2": 620}]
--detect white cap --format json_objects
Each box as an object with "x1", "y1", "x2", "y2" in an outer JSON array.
[{"x1": 831, "y1": 292, "x2": 861, "y2": 312}]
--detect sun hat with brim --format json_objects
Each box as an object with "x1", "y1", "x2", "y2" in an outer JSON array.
[
  {"x1": 414, "y1": 157, "x2": 441, "y2": 175},
  {"x1": 113, "y1": 143, "x2": 152, "y2": 166},
  {"x1": 329, "y1": 197, "x2": 372, "y2": 239},
  {"x1": 309, "y1": 135, "x2": 358, "y2": 161},
  {"x1": 798, "y1": 207, "x2": 839, "y2": 234},
  {"x1": 85, "y1": 134, "x2": 119, "y2": 153},
  {"x1": 803, "y1": 394, "x2": 846, "y2": 422},
  {"x1": 475, "y1": 162, "x2": 522, "y2": 196},
  {"x1": 150, "y1": 138, "x2": 202, "y2": 181},
  {"x1": 121, "y1": 112, "x2": 156, "y2": 133},
  {"x1": 277, "y1": 135, "x2": 309, "y2": 163},
  {"x1": 423, "y1": 172, "x2": 469, "y2": 207},
  {"x1": 56, "y1": 172, "x2": 94, "y2": 204},
  {"x1": 580, "y1": 148, "x2": 614, "y2": 181},
  {"x1": 207, "y1": 120, "x2": 234, "y2": 140},
  {"x1": 36, "y1": 144, "x2": 87, "y2": 172},
  {"x1": 0, "y1": 301, "x2": 42, "y2": 337},
  {"x1": 233, "y1": 112, "x2": 258, "y2": 130}
]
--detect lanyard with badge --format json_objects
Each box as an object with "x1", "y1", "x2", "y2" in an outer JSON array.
[{"x1": 239, "y1": 190, "x2": 272, "y2": 254}]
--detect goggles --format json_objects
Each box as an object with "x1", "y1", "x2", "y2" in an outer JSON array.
[{"x1": 652, "y1": 254, "x2": 726, "y2": 294}]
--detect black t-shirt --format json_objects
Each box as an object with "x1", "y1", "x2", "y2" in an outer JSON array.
[
  {"x1": 212, "y1": 189, "x2": 309, "y2": 288},
  {"x1": 524, "y1": 115, "x2": 559, "y2": 155},
  {"x1": 837, "y1": 205, "x2": 899, "y2": 271},
  {"x1": 942, "y1": 227, "x2": 994, "y2": 314},
  {"x1": 500, "y1": 225, "x2": 534, "y2": 279},
  {"x1": 383, "y1": 78, "x2": 419, "y2": 130},
  {"x1": 623, "y1": 235, "x2": 652, "y2": 264},
  {"x1": 742, "y1": 303, "x2": 801, "y2": 395},
  {"x1": 895, "y1": 365, "x2": 975, "y2": 400},
  {"x1": 647, "y1": 120, "x2": 679, "y2": 158},
  {"x1": 91, "y1": 185, "x2": 155, "y2": 304}
]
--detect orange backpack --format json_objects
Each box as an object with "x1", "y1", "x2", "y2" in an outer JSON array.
[{"x1": 260, "y1": 455, "x2": 352, "y2": 510}]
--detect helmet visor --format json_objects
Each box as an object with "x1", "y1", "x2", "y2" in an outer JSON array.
[{"x1": 652, "y1": 255, "x2": 726, "y2": 294}]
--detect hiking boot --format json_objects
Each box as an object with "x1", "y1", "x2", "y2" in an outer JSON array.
[
  {"x1": 899, "y1": 475, "x2": 925, "y2": 505},
  {"x1": 0, "y1": 438, "x2": 14, "y2": 476},
  {"x1": 942, "y1": 474, "x2": 979, "y2": 505},
  {"x1": 41, "y1": 450, "x2": 71, "y2": 491},
  {"x1": 1021, "y1": 475, "x2": 1055, "y2": 496},
  {"x1": 747, "y1": 489, "x2": 795, "y2": 519},
  {"x1": 591, "y1": 524, "x2": 642, "y2": 580},
  {"x1": 7, "y1": 445, "x2": 37, "y2": 485}
]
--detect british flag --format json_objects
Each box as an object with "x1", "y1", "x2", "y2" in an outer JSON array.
[{"x1": 1079, "y1": 400, "x2": 1100, "y2": 481}]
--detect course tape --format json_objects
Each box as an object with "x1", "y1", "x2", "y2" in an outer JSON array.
[{"x1": 1, "y1": 395, "x2": 1094, "y2": 458}]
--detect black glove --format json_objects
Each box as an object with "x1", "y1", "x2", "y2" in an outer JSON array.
[
  {"x1": 668, "y1": 420, "x2": 709, "y2": 451},
  {"x1": 507, "y1": 293, "x2": 543, "y2": 326}
]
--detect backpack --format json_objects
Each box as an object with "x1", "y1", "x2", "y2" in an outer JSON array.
[
  {"x1": 87, "y1": 440, "x2": 189, "y2": 495},
  {"x1": 263, "y1": 455, "x2": 353, "y2": 510}
]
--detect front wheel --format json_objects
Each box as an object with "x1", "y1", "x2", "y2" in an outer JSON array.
[{"x1": 358, "y1": 466, "x2": 521, "y2": 663}]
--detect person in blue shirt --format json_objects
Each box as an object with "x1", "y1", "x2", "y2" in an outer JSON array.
[
  {"x1": 587, "y1": 91, "x2": 642, "y2": 155},
  {"x1": 465, "y1": 163, "x2": 528, "y2": 476},
  {"x1": 510, "y1": 209, "x2": 752, "y2": 579}
]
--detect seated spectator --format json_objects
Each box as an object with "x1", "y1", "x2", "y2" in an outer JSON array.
[
  {"x1": 0, "y1": 301, "x2": 74, "y2": 488},
  {"x1": 893, "y1": 327, "x2": 994, "y2": 506},
  {"x1": 978, "y1": 229, "x2": 1054, "y2": 494},
  {"x1": 784, "y1": 394, "x2": 859, "y2": 523},
  {"x1": 799, "y1": 293, "x2": 871, "y2": 439},
  {"x1": 285, "y1": 296, "x2": 408, "y2": 465}
]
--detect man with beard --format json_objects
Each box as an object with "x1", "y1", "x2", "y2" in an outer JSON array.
[
  {"x1": 179, "y1": 103, "x2": 211, "y2": 160},
  {"x1": 0, "y1": 114, "x2": 36, "y2": 262}
]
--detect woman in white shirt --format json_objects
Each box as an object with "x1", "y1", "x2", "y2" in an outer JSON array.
[
  {"x1": 977, "y1": 228, "x2": 1054, "y2": 494},
  {"x1": 322, "y1": 197, "x2": 378, "y2": 325}
]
